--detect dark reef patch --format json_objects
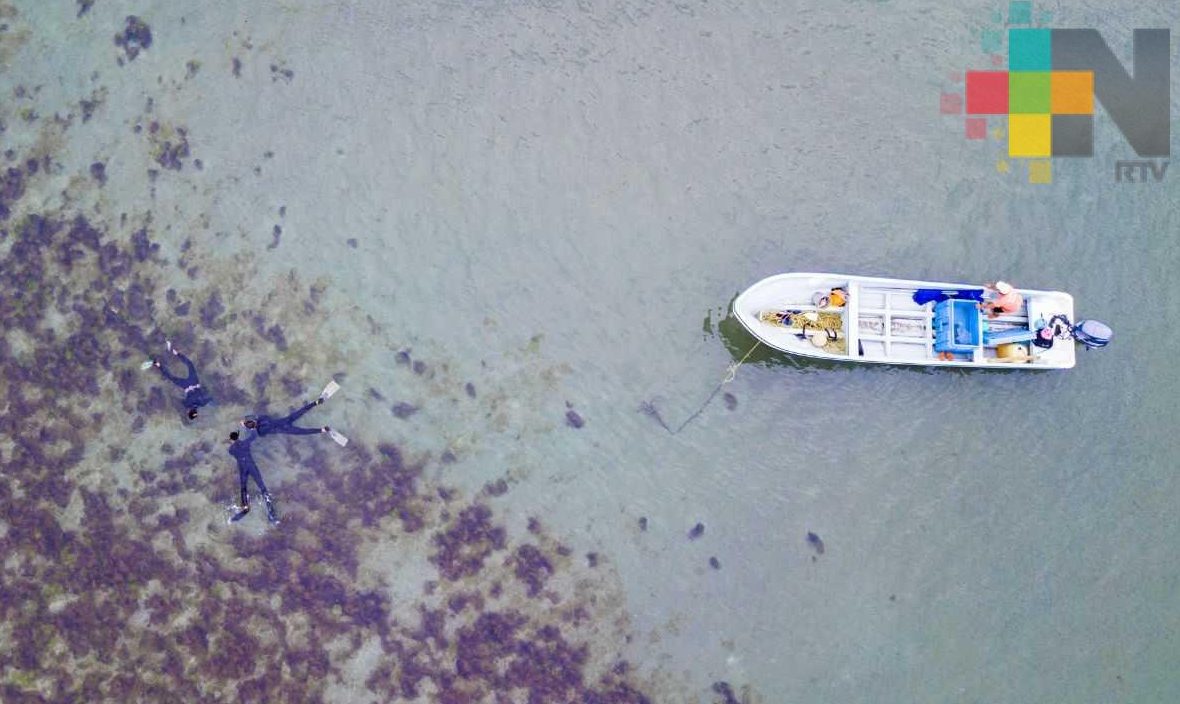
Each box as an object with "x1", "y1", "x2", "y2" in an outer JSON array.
[
  {"x1": 269, "y1": 62, "x2": 294, "y2": 83},
  {"x1": 565, "y1": 408, "x2": 585, "y2": 429},
  {"x1": 114, "y1": 16, "x2": 152, "y2": 62},
  {"x1": 430, "y1": 503, "x2": 506, "y2": 581},
  {"x1": 88, "y1": 161, "x2": 106, "y2": 185},
  {"x1": 391, "y1": 401, "x2": 418, "y2": 419},
  {"x1": 483, "y1": 478, "x2": 509, "y2": 497},
  {"x1": 79, "y1": 93, "x2": 103, "y2": 123},
  {"x1": 712, "y1": 681, "x2": 741, "y2": 704},
  {"x1": 198, "y1": 290, "x2": 225, "y2": 327},
  {"x1": 0, "y1": 164, "x2": 660, "y2": 701},
  {"x1": 1, "y1": 166, "x2": 26, "y2": 219},
  {"x1": 154, "y1": 128, "x2": 191, "y2": 171},
  {"x1": 512, "y1": 544, "x2": 554, "y2": 596}
]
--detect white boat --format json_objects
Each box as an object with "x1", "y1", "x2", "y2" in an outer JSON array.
[{"x1": 733, "y1": 273, "x2": 1111, "y2": 369}]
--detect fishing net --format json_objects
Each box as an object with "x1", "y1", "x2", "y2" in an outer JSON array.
[{"x1": 758, "y1": 310, "x2": 847, "y2": 354}]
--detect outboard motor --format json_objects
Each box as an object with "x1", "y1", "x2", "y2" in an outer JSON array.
[
  {"x1": 1072, "y1": 319, "x2": 1112, "y2": 350},
  {"x1": 1040, "y1": 314, "x2": 1112, "y2": 351}
]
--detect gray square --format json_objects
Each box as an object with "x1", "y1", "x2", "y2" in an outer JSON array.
[{"x1": 1052, "y1": 114, "x2": 1094, "y2": 157}]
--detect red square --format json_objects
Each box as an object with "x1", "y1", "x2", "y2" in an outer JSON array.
[
  {"x1": 940, "y1": 92, "x2": 963, "y2": 114},
  {"x1": 966, "y1": 71, "x2": 1009, "y2": 114},
  {"x1": 965, "y1": 117, "x2": 987, "y2": 139}
]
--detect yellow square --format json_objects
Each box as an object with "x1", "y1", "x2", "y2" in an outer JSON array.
[
  {"x1": 1008, "y1": 114, "x2": 1051, "y2": 157},
  {"x1": 1028, "y1": 159, "x2": 1052, "y2": 184},
  {"x1": 1051, "y1": 71, "x2": 1093, "y2": 114}
]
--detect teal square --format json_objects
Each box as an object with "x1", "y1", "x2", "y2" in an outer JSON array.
[
  {"x1": 1009, "y1": 72, "x2": 1051, "y2": 113},
  {"x1": 981, "y1": 29, "x2": 1002, "y2": 54},
  {"x1": 1008, "y1": 1, "x2": 1032, "y2": 25},
  {"x1": 1009, "y1": 29, "x2": 1051, "y2": 70}
]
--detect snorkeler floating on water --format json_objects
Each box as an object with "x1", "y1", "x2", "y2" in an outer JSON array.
[
  {"x1": 227, "y1": 427, "x2": 280, "y2": 525},
  {"x1": 226, "y1": 381, "x2": 347, "y2": 527},
  {"x1": 242, "y1": 380, "x2": 349, "y2": 446},
  {"x1": 146, "y1": 340, "x2": 213, "y2": 420},
  {"x1": 139, "y1": 335, "x2": 346, "y2": 524}
]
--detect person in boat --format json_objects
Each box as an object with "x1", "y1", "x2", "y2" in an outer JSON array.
[
  {"x1": 151, "y1": 340, "x2": 212, "y2": 420},
  {"x1": 227, "y1": 428, "x2": 279, "y2": 525},
  {"x1": 979, "y1": 281, "x2": 1023, "y2": 318}
]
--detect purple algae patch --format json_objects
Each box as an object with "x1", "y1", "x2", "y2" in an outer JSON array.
[
  {"x1": 265, "y1": 324, "x2": 287, "y2": 351},
  {"x1": 565, "y1": 409, "x2": 585, "y2": 429},
  {"x1": 482, "y1": 478, "x2": 508, "y2": 497},
  {"x1": 512, "y1": 544, "x2": 554, "y2": 596},
  {"x1": 0, "y1": 167, "x2": 25, "y2": 219},
  {"x1": 712, "y1": 681, "x2": 740, "y2": 704},
  {"x1": 429, "y1": 503, "x2": 507, "y2": 581},
  {"x1": 130, "y1": 228, "x2": 158, "y2": 261},
  {"x1": 89, "y1": 161, "x2": 107, "y2": 185},
  {"x1": 114, "y1": 16, "x2": 152, "y2": 62},
  {"x1": 155, "y1": 129, "x2": 191, "y2": 170},
  {"x1": 198, "y1": 290, "x2": 224, "y2": 326},
  {"x1": 391, "y1": 402, "x2": 418, "y2": 419}
]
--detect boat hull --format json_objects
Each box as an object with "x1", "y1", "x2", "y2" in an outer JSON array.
[{"x1": 732, "y1": 273, "x2": 1076, "y2": 369}]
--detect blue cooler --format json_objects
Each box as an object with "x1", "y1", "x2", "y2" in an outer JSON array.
[{"x1": 933, "y1": 299, "x2": 981, "y2": 353}]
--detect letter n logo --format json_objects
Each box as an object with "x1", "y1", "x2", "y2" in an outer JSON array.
[{"x1": 1052, "y1": 29, "x2": 1170, "y2": 157}]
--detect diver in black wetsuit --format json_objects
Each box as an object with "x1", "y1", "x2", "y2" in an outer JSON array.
[
  {"x1": 243, "y1": 398, "x2": 329, "y2": 437},
  {"x1": 227, "y1": 428, "x2": 279, "y2": 525},
  {"x1": 152, "y1": 341, "x2": 213, "y2": 420}
]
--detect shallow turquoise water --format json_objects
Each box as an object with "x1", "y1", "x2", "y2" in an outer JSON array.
[{"x1": 2, "y1": 1, "x2": 1178, "y2": 702}]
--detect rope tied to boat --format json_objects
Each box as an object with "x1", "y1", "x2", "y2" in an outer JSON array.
[{"x1": 642, "y1": 340, "x2": 761, "y2": 435}]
